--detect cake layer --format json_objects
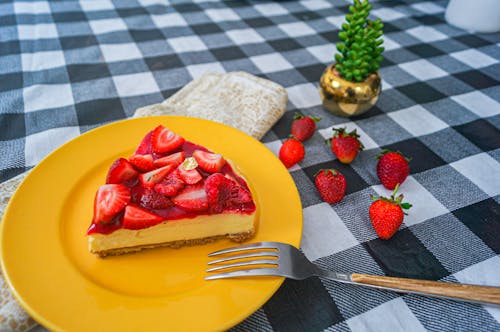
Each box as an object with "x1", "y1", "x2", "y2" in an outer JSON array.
[
  {"x1": 89, "y1": 212, "x2": 255, "y2": 255},
  {"x1": 90, "y1": 230, "x2": 255, "y2": 257}
]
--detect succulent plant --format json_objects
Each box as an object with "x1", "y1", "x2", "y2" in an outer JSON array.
[{"x1": 334, "y1": 0, "x2": 384, "y2": 82}]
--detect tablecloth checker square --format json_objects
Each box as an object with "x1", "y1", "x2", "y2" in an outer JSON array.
[{"x1": 1, "y1": 0, "x2": 500, "y2": 331}]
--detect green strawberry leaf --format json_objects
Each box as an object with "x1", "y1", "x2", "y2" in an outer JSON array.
[{"x1": 401, "y1": 203, "x2": 412, "y2": 210}]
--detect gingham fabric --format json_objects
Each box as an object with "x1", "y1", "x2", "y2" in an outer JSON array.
[{"x1": 1, "y1": 0, "x2": 499, "y2": 331}]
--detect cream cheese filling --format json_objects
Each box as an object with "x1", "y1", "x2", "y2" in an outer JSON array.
[{"x1": 89, "y1": 213, "x2": 255, "y2": 252}]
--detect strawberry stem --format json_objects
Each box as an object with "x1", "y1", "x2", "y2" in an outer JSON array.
[
  {"x1": 293, "y1": 112, "x2": 321, "y2": 122},
  {"x1": 331, "y1": 127, "x2": 364, "y2": 151},
  {"x1": 371, "y1": 183, "x2": 412, "y2": 213},
  {"x1": 375, "y1": 149, "x2": 411, "y2": 162},
  {"x1": 314, "y1": 168, "x2": 338, "y2": 177},
  {"x1": 392, "y1": 183, "x2": 400, "y2": 198}
]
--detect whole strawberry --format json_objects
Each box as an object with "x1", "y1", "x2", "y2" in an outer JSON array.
[
  {"x1": 369, "y1": 184, "x2": 412, "y2": 240},
  {"x1": 291, "y1": 113, "x2": 320, "y2": 142},
  {"x1": 315, "y1": 169, "x2": 346, "y2": 203},
  {"x1": 376, "y1": 150, "x2": 410, "y2": 190},
  {"x1": 328, "y1": 127, "x2": 364, "y2": 164},
  {"x1": 279, "y1": 139, "x2": 305, "y2": 168}
]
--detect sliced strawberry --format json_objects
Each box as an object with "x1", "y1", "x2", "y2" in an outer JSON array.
[
  {"x1": 192, "y1": 150, "x2": 225, "y2": 173},
  {"x1": 154, "y1": 170, "x2": 185, "y2": 197},
  {"x1": 139, "y1": 164, "x2": 174, "y2": 188},
  {"x1": 205, "y1": 173, "x2": 252, "y2": 213},
  {"x1": 130, "y1": 184, "x2": 145, "y2": 203},
  {"x1": 129, "y1": 154, "x2": 155, "y2": 172},
  {"x1": 93, "y1": 184, "x2": 131, "y2": 223},
  {"x1": 134, "y1": 131, "x2": 153, "y2": 155},
  {"x1": 106, "y1": 158, "x2": 138, "y2": 184},
  {"x1": 178, "y1": 168, "x2": 202, "y2": 184},
  {"x1": 139, "y1": 188, "x2": 173, "y2": 209},
  {"x1": 177, "y1": 157, "x2": 202, "y2": 184},
  {"x1": 234, "y1": 185, "x2": 252, "y2": 203},
  {"x1": 122, "y1": 205, "x2": 163, "y2": 230},
  {"x1": 153, "y1": 151, "x2": 185, "y2": 168},
  {"x1": 172, "y1": 184, "x2": 208, "y2": 211},
  {"x1": 151, "y1": 125, "x2": 185, "y2": 154}
]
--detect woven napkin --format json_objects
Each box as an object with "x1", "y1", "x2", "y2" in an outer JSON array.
[
  {"x1": 0, "y1": 71, "x2": 287, "y2": 332},
  {"x1": 134, "y1": 71, "x2": 287, "y2": 140}
]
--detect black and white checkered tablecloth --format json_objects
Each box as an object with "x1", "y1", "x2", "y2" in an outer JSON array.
[{"x1": 1, "y1": 0, "x2": 500, "y2": 331}]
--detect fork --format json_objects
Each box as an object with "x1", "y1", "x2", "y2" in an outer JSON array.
[{"x1": 206, "y1": 241, "x2": 500, "y2": 305}]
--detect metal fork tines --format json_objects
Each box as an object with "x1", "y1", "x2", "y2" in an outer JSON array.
[
  {"x1": 205, "y1": 241, "x2": 331, "y2": 281},
  {"x1": 205, "y1": 241, "x2": 500, "y2": 305}
]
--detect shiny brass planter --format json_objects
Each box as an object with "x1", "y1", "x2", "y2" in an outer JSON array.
[{"x1": 319, "y1": 64, "x2": 381, "y2": 117}]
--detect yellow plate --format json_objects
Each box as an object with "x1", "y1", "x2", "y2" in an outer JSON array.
[{"x1": 0, "y1": 116, "x2": 302, "y2": 332}]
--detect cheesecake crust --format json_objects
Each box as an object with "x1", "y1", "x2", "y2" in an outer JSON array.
[{"x1": 91, "y1": 229, "x2": 255, "y2": 257}]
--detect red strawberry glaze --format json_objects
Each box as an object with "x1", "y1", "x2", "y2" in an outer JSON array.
[
  {"x1": 134, "y1": 131, "x2": 153, "y2": 155},
  {"x1": 87, "y1": 133, "x2": 255, "y2": 235}
]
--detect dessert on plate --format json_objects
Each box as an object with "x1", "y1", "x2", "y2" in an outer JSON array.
[{"x1": 87, "y1": 125, "x2": 257, "y2": 257}]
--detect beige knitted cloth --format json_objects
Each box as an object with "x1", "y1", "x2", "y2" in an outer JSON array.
[
  {"x1": 0, "y1": 71, "x2": 287, "y2": 332},
  {"x1": 134, "y1": 71, "x2": 287, "y2": 140}
]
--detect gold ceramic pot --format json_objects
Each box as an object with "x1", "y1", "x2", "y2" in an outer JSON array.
[{"x1": 319, "y1": 63, "x2": 381, "y2": 117}]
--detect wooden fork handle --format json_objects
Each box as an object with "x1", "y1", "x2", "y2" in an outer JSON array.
[{"x1": 351, "y1": 273, "x2": 500, "y2": 305}]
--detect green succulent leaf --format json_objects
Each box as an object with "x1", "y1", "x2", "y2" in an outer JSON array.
[{"x1": 332, "y1": 0, "x2": 384, "y2": 82}]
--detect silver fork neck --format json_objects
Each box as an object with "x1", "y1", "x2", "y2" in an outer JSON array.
[{"x1": 314, "y1": 267, "x2": 353, "y2": 283}]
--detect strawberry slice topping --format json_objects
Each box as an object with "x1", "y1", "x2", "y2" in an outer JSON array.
[
  {"x1": 129, "y1": 154, "x2": 155, "y2": 172},
  {"x1": 153, "y1": 151, "x2": 185, "y2": 168},
  {"x1": 172, "y1": 184, "x2": 208, "y2": 211},
  {"x1": 106, "y1": 158, "x2": 138, "y2": 184},
  {"x1": 139, "y1": 164, "x2": 174, "y2": 188},
  {"x1": 177, "y1": 157, "x2": 202, "y2": 184},
  {"x1": 154, "y1": 170, "x2": 185, "y2": 197},
  {"x1": 205, "y1": 173, "x2": 252, "y2": 213},
  {"x1": 123, "y1": 205, "x2": 163, "y2": 230},
  {"x1": 193, "y1": 150, "x2": 225, "y2": 173},
  {"x1": 178, "y1": 168, "x2": 202, "y2": 184},
  {"x1": 151, "y1": 125, "x2": 185, "y2": 154},
  {"x1": 130, "y1": 184, "x2": 145, "y2": 203},
  {"x1": 93, "y1": 184, "x2": 131, "y2": 223},
  {"x1": 139, "y1": 188, "x2": 173, "y2": 209},
  {"x1": 134, "y1": 131, "x2": 153, "y2": 155}
]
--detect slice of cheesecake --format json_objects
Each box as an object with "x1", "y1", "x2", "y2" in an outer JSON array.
[{"x1": 87, "y1": 125, "x2": 257, "y2": 257}]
